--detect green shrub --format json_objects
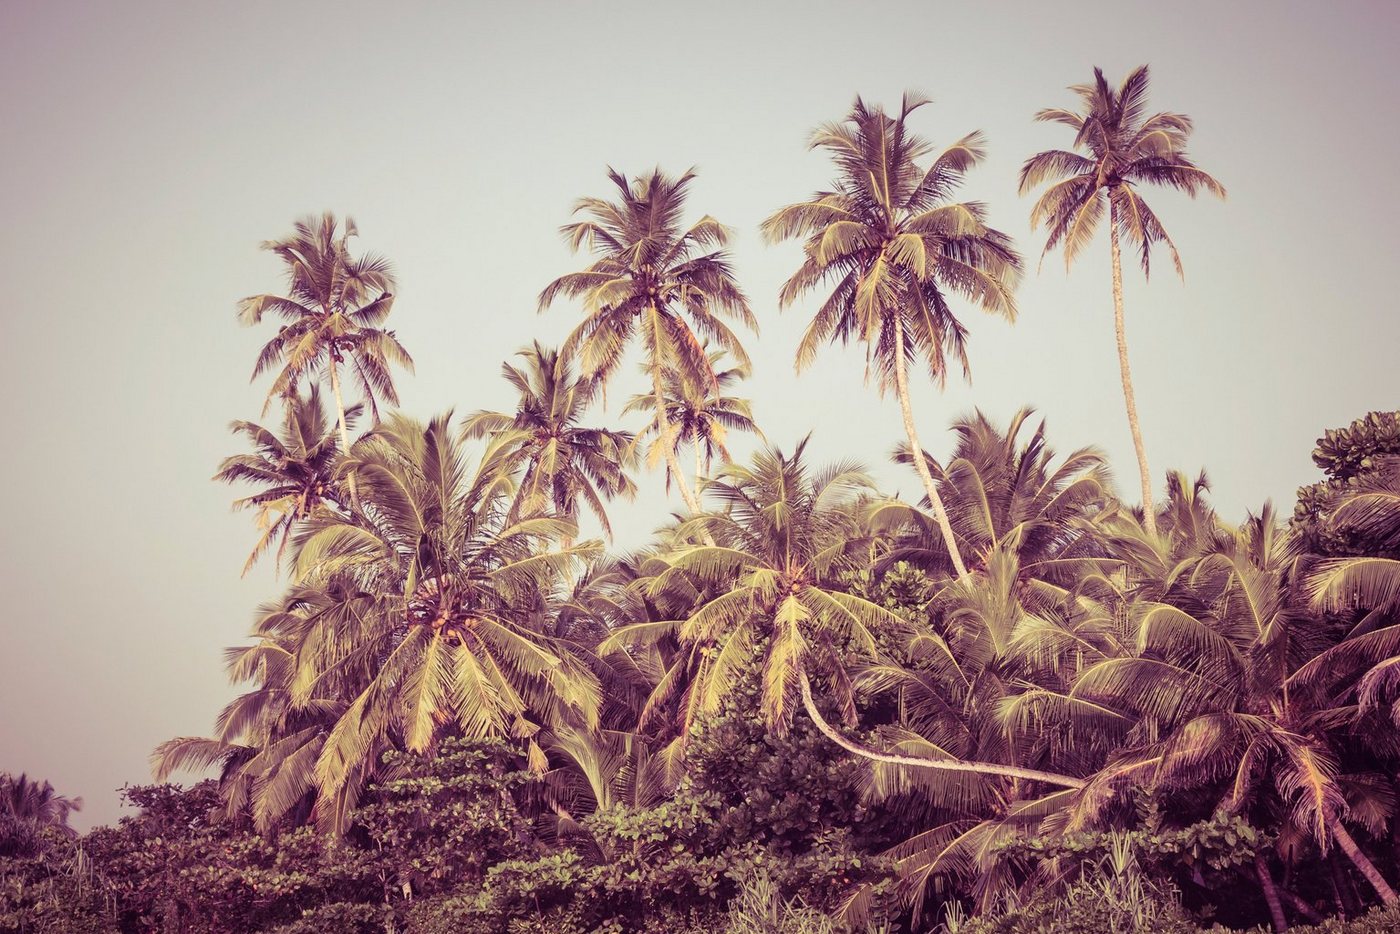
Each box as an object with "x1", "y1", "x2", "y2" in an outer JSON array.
[
  {"x1": 1284, "y1": 903, "x2": 1400, "y2": 934},
  {"x1": 953, "y1": 834, "x2": 1201, "y2": 934}
]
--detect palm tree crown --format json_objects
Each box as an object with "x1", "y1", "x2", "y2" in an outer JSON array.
[
  {"x1": 214, "y1": 385, "x2": 359, "y2": 575},
  {"x1": 539, "y1": 168, "x2": 757, "y2": 515},
  {"x1": 239, "y1": 213, "x2": 414, "y2": 514},
  {"x1": 622, "y1": 350, "x2": 760, "y2": 503},
  {"x1": 239, "y1": 212, "x2": 413, "y2": 421},
  {"x1": 290, "y1": 414, "x2": 602, "y2": 829},
  {"x1": 0, "y1": 774, "x2": 81, "y2": 836},
  {"x1": 1020, "y1": 65, "x2": 1226, "y2": 277},
  {"x1": 463, "y1": 342, "x2": 637, "y2": 539},
  {"x1": 646, "y1": 440, "x2": 893, "y2": 728},
  {"x1": 762, "y1": 93, "x2": 1022, "y2": 578}
]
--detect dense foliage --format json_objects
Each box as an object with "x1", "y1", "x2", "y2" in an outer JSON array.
[{"x1": 5, "y1": 69, "x2": 1397, "y2": 934}]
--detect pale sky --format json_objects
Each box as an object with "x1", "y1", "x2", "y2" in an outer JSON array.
[{"x1": 1, "y1": 0, "x2": 1395, "y2": 829}]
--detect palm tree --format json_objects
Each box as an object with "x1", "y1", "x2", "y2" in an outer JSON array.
[
  {"x1": 153, "y1": 583, "x2": 375, "y2": 833},
  {"x1": 885, "y1": 406, "x2": 1114, "y2": 578},
  {"x1": 1020, "y1": 66, "x2": 1225, "y2": 537},
  {"x1": 1305, "y1": 463, "x2": 1400, "y2": 905},
  {"x1": 0, "y1": 774, "x2": 81, "y2": 836},
  {"x1": 463, "y1": 342, "x2": 637, "y2": 539},
  {"x1": 1045, "y1": 505, "x2": 1400, "y2": 908},
  {"x1": 1307, "y1": 458, "x2": 1400, "y2": 617},
  {"x1": 588, "y1": 544, "x2": 719, "y2": 778},
  {"x1": 0, "y1": 773, "x2": 83, "y2": 858},
  {"x1": 238, "y1": 212, "x2": 414, "y2": 512},
  {"x1": 214, "y1": 385, "x2": 359, "y2": 575},
  {"x1": 762, "y1": 93, "x2": 1022, "y2": 580},
  {"x1": 641, "y1": 441, "x2": 1084, "y2": 788},
  {"x1": 622, "y1": 351, "x2": 760, "y2": 504},
  {"x1": 289, "y1": 413, "x2": 602, "y2": 828},
  {"x1": 539, "y1": 169, "x2": 757, "y2": 515}
]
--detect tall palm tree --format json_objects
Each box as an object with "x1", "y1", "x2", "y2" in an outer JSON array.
[
  {"x1": 1020, "y1": 66, "x2": 1225, "y2": 537},
  {"x1": 289, "y1": 413, "x2": 602, "y2": 828},
  {"x1": 539, "y1": 168, "x2": 757, "y2": 515},
  {"x1": 643, "y1": 441, "x2": 1084, "y2": 788},
  {"x1": 238, "y1": 212, "x2": 414, "y2": 512},
  {"x1": 214, "y1": 385, "x2": 359, "y2": 575},
  {"x1": 762, "y1": 93, "x2": 1022, "y2": 580},
  {"x1": 622, "y1": 351, "x2": 760, "y2": 504},
  {"x1": 463, "y1": 342, "x2": 637, "y2": 539}
]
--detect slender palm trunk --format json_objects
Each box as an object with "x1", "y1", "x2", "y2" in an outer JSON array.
[
  {"x1": 1331, "y1": 820, "x2": 1398, "y2": 904},
  {"x1": 693, "y1": 440, "x2": 704, "y2": 505},
  {"x1": 1109, "y1": 203, "x2": 1157, "y2": 537},
  {"x1": 649, "y1": 308, "x2": 703, "y2": 515},
  {"x1": 797, "y1": 668, "x2": 1084, "y2": 788},
  {"x1": 891, "y1": 312, "x2": 969, "y2": 578},
  {"x1": 327, "y1": 354, "x2": 361, "y2": 514},
  {"x1": 1256, "y1": 856, "x2": 1289, "y2": 932}
]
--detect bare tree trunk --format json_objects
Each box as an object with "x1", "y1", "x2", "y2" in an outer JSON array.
[
  {"x1": 797, "y1": 668, "x2": 1084, "y2": 788},
  {"x1": 1109, "y1": 203, "x2": 1157, "y2": 537},
  {"x1": 327, "y1": 354, "x2": 362, "y2": 514},
  {"x1": 1332, "y1": 820, "x2": 1398, "y2": 904},
  {"x1": 1256, "y1": 855, "x2": 1289, "y2": 931},
  {"x1": 891, "y1": 312, "x2": 969, "y2": 578}
]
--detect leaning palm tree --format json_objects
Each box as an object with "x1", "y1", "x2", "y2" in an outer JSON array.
[
  {"x1": 622, "y1": 351, "x2": 761, "y2": 504},
  {"x1": 214, "y1": 385, "x2": 359, "y2": 575},
  {"x1": 463, "y1": 342, "x2": 638, "y2": 539},
  {"x1": 539, "y1": 169, "x2": 757, "y2": 515},
  {"x1": 636, "y1": 440, "x2": 1084, "y2": 789},
  {"x1": 762, "y1": 93, "x2": 1022, "y2": 579},
  {"x1": 238, "y1": 212, "x2": 414, "y2": 511},
  {"x1": 1020, "y1": 66, "x2": 1225, "y2": 537}
]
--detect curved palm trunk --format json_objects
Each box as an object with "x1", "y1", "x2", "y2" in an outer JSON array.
[
  {"x1": 1108, "y1": 203, "x2": 1157, "y2": 537},
  {"x1": 797, "y1": 669, "x2": 1085, "y2": 789},
  {"x1": 1331, "y1": 820, "x2": 1398, "y2": 904},
  {"x1": 1256, "y1": 855, "x2": 1289, "y2": 932},
  {"x1": 327, "y1": 354, "x2": 362, "y2": 514},
  {"x1": 891, "y1": 312, "x2": 969, "y2": 579}
]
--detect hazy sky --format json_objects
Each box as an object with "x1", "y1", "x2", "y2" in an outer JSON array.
[{"x1": 1, "y1": 0, "x2": 1396, "y2": 829}]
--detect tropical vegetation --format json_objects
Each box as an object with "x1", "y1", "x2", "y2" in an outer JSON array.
[{"x1": 7, "y1": 71, "x2": 1397, "y2": 934}]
